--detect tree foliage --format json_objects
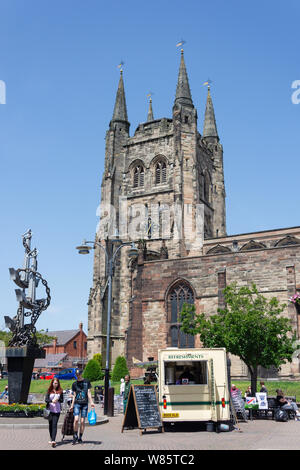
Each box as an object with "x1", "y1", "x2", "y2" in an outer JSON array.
[
  {"x1": 93, "y1": 353, "x2": 102, "y2": 366},
  {"x1": 92, "y1": 353, "x2": 104, "y2": 379},
  {"x1": 83, "y1": 359, "x2": 102, "y2": 382},
  {"x1": 111, "y1": 356, "x2": 129, "y2": 382},
  {"x1": 180, "y1": 283, "x2": 297, "y2": 393},
  {"x1": 0, "y1": 330, "x2": 11, "y2": 347},
  {"x1": 36, "y1": 330, "x2": 56, "y2": 346}
]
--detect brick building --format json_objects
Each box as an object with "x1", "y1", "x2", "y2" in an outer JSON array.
[
  {"x1": 40, "y1": 322, "x2": 88, "y2": 370},
  {"x1": 87, "y1": 51, "x2": 300, "y2": 379}
]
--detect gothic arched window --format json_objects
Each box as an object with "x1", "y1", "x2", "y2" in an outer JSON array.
[
  {"x1": 168, "y1": 282, "x2": 195, "y2": 348},
  {"x1": 133, "y1": 165, "x2": 144, "y2": 188},
  {"x1": 155, "y1": 161, "x2": 167, "y2": 185}
]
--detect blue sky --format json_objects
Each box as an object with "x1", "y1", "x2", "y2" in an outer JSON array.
[{"x1": 0, "y1": 0, "x2": 299, "y2": 332}]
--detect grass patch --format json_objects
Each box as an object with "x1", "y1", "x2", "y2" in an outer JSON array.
[
  {"x1": 234, "y1": 380, "x2": 300, "y2": 400},
  {"x1": 3, "y1": 378, "x2": 298, "y2": 401},
  {"x1": 0, "y1": 378, "x2": 145, "y2": 397}
]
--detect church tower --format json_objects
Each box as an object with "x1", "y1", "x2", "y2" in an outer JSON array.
[{"x1": 87, "y1": 52, "x2": 226, "y2": 362}]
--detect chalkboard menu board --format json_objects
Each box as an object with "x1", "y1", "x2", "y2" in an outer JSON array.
[{"x1": 121, "y1": 385, "x2": 164, "y2": 435}]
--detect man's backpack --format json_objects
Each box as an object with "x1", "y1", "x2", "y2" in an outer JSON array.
[
  {"x1": 74, "y1": 380, "x2": 89, "y2": 405},
  {"x1": 274, "y1": 408, "x2": 289, "y2": 422}
]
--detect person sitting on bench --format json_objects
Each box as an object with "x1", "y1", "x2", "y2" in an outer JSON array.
[{"x1": 275, "y1": 389, "x2": 300, "y2": 419}]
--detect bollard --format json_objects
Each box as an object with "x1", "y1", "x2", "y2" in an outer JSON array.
[{"x1": 107, "y1": 387, "x2": 114, "y2": 417}]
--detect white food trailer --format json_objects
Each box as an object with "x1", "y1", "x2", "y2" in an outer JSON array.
[{"x1": 158, "y1": 348, "x2": 231, "y2": 431}]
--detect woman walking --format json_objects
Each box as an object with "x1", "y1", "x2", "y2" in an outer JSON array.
[{"x1": 45, "y1": 378, "x2": 64, "y2": 447}]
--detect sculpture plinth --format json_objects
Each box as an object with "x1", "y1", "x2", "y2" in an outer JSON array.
[{"x1": 6, "y1": 346, "x2": 45, "y2": 404}]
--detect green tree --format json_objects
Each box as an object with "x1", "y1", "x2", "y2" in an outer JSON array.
[
  {"x1": 0, "y1": 330, "x2": 12, "y2": 347},
  {"x1": 35, "y1": 330, "x2": 56, "y2": 347},
  {"x1": 93, "y1": 353, "x2": 104, "y2": 379},
  {"x1": 93, "y1": 353, "x2": 102, "y2": 366},
  {"x1": 83, "y1": 359, "x2": 102, "y2": 382},
  {"x1": 180, "y1": 283, "x2": 297, "y2": 394},
  {"x1": 111, "y1": 356, "x2": 129, "y2": 382}
]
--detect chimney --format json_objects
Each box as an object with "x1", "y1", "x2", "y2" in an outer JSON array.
[
  {"x1": 79, "y1": 322, "x2": 83, "y2": 332},
  {"x1": 53, "y1": 337, "x2": 57, "y2": 354}
]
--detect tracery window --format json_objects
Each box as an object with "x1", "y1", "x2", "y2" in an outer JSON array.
[
  {"x1": 155, "y1": 161, "x2": 167, "y2": 185},
  {"x1": 168, "y1": 282, "x2": 195, "y2": 348},
  {"x1": 133, "y1": 165, "x2": 144, "y2": 188}
]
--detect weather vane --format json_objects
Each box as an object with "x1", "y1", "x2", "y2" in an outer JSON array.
[
  {"x1": 203, "y1": 79, "x2": 213, "y2": 89},
  {"x1": 147, "y1": 91, "x2": 154, "y2": 101},
  {"x1": 176, "y1": 39, "x2": 186, "y2": 50},
  {"x1": 117, "y1": 61, "x2": 125, "y2": 72}
]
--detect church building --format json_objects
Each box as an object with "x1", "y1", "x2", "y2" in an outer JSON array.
[{"x1": 87, "y1": 51, "x2": 300, "y2": 379}]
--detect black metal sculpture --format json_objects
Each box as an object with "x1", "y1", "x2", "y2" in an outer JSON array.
[
  {"x1": 4, "y1": 230, "x2": 50, "y2": 403},
  {"x1": 4, "y1": 229, "x2": 51, "y2": 347}
]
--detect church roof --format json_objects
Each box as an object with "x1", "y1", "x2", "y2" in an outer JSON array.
[{"x1": 44, "y1": 329, "x2": 83, "y2": 346}]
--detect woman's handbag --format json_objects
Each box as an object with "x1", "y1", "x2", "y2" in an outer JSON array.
[{"x1": 43, "y1": 406, "x2": 51, "y2": 420}]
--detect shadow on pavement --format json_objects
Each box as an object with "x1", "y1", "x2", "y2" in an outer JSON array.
[
  {"x1": 57, "y1": 439, "x2": 102, "y2": 447},
  {"x1": 163, "y1": 422, "x2": 233, "y2": 433}
]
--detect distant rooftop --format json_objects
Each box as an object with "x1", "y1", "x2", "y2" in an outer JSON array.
[
  {"x1": 34, "y1": 353, "x2": 68, "y2": 369},
  {"x1": 45, "y1": 323, "x2": 85, "y2": 346}
]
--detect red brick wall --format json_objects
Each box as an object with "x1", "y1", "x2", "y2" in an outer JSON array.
[
  {"x1": 64, "y1": 331, "x2": 87, "y2": 358},
  {"x1": 128, "y1": 242, "x2": 300, "y2": 377},
  {"x1": 44, "y1": 330, "x2": 88, "y2": 358}
]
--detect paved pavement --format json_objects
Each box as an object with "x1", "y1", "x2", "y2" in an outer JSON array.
[{"x1": 1, "y1": 405, "x2": 300, "y2": 451}]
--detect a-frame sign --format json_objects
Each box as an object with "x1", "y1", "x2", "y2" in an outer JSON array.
[{"x1": 121, "y1": 385, "x2": 164, "y2": 435}]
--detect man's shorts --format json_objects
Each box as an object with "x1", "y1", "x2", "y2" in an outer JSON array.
[{"x1": 73, "y1": 403, "x2": 88, "y2": 418}]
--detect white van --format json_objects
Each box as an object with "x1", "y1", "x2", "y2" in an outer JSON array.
[{"x1": 158, "y1": 348, "x2": 230, "y2": 431}]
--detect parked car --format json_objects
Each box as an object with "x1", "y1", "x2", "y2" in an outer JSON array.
[
  {"x1": 39, "y1": 372, "x2": 55, "y2": 380},
  {"x1": 1, "y1": 371, "x2": 8, "y2": 379},
  {"x1": 54, "y1": 368, "x2": 78, "y2": 380}
]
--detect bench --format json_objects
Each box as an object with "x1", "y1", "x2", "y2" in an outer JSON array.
[
  {"x1": 267, "y1": 396, "x2": 297, "y2": 420},
  {"x1": 244, "y1": 396, "x2": 298, "y2": 420}
]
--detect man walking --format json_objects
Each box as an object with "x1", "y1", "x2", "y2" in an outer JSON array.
[{"x1": 70, "y1": 368, "x2": 95, "y2": 444}]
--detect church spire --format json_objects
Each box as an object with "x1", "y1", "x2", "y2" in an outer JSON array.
[
  {"x1": 111, "y1": 70, "x2": 129, "y2": 123},
  {"x1": 147, "y1": 97, "x2": 154, "y2": 121},
  {"x1": 203, "y1": 85, "x2": 218, "y2": 140},
  {"x1": 174, "y1": 49, "x2": 193, "y2": 107}
]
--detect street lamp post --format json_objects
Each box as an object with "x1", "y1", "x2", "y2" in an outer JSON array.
[{"x1": 76, "y1": 239, "x2": 138, "y2": 415}]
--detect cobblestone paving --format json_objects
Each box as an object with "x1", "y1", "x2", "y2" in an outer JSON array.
[{"x1": 1, "y1": 412, "x2": 300, "y2": 450}]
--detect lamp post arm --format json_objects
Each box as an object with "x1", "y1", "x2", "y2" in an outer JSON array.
[
  {"x1": 87, "y1": 240, "x2": 109, "y2": 259},
  {"x1": 111, "y1": 242, "x2": 133, "y2": 265}
]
